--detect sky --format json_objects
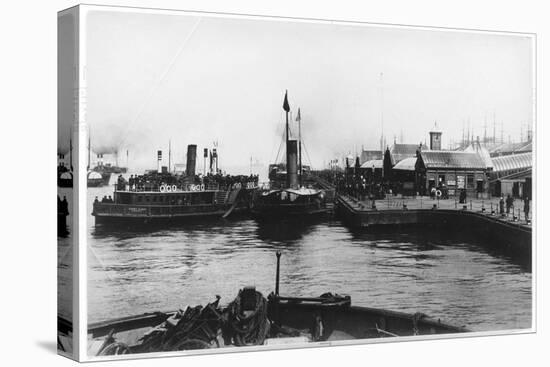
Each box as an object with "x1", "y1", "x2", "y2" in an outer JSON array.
[{"x1": 58, "y1": 8, "x2": 534, "y2": 175}]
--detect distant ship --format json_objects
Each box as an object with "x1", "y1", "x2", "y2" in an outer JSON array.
[
  {"x1": 251, "y1": 91, "x2": 329, "y2": 220},
  {"x1": 86, "y1": 140, "x2": 127, "y2": 187},
  {"x1": 92, "y1": 144, "x2": 258, "y2": 225},
  {"x1": 57, "y1": 139, "x2": 74, "y2": 188},
  {"x1": 57, "y1": 166, "x2": 73, "y2": 188}
]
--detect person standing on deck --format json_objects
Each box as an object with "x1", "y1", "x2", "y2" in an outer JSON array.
[{"x1": 499, "y1": 196, "x2": 505, "y2": 215}]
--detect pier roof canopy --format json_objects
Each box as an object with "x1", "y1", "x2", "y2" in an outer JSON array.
[
  {"x1": 417, "y1": 151, "x2": 486, "y2": 170},
  {"x1": 488, "y1": 141, "x2": 532, "y2": 156},
  {"x1": 491, "y1": 152, "x2": 532, "y2": 173},
  {"x1": 463, "y1": 142, "x2": 493, "y2": 170},
  {"x1": 360, "y1": 159, "x2": 383, "y2": 169},
  {"x1": 393, "y1": 157, "x2": 417, "y2": 171},
  {"x1": 360, "y1": 150, "x2": 383, "y2": 165},
  {"x1": 389, "y1": 144, "x2": 421, "y2": 165}
]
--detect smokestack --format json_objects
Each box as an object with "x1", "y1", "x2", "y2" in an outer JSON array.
[
  {"x1": 286, "y1": 140, "x2": 298, "y2": 189},
  {"x1": 203, "y1": 148, "x2": 208, "y2": 175},
  {"x1": 157, "y1": 150, "x2": 162, "y2": 173},
  {"x1": 186, "y1": 144, "x2": 197, "y2": 177}
]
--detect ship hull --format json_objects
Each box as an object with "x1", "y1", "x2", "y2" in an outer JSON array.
[
  {"x1": 92, "y1": 203, "x2": 251, "y2": 226},
  {"x1": 58, "y1": 178, "x2": 73, "y2": 188},
  {"x1": 251, "y1": 204, "x2": 330, "y2": 221},
  {"x1": 87, "y1": 178, "x2": 104, "y2": 187}
]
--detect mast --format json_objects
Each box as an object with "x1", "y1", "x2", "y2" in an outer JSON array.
[
  {"x1": 168, "y1": 140, "x2": 172, "y2": 173},
  {"x1": 87, "y1": 133, "x2": 91, "y2": 171},
  {"x1": 297, "y1": 107, "x2": 302, "y2": 187},
  {"x1": 493, "y1": 110, "x2": 497, "y2": 144},
  {"x1": 69, "y1": 138, "x2": 73, "y2": 172},
  {"x1": 379, "y1": 72, "x2": 384, "y2": 153},
  {"x1": 283, "y1": 90, "x2": 291, "y2": 187}
]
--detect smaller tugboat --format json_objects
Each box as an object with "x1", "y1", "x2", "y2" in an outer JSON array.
[
  {"x1": 252, "y1": 91, "x2": 329, "y2": 220},
  {"x1": 57, "y1": 252, "x2": 467, "y2": 356},
  {"x1": 92, "y1": 145, "x2": 258, "y2": 225}
]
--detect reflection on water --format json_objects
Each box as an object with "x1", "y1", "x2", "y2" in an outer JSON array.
[{"x1": 80, "y1": 185, "x2": 532, "y2": 332}]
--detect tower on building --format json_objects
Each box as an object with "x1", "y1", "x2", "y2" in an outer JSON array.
[{"x1": 429, "y1": 122, "x2": 442, "y2": 150}]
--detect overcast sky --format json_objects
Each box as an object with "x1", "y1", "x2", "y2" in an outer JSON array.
[{"x1": 59, "y1": 8, "x2": 534, "y2": 174}]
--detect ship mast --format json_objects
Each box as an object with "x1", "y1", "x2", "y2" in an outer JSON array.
[
  {"x1": 87, "y1": 133, "x2": 91, "y2": 171},
  {"x1": 297, "y1": 107, "x2": 302, "y2": 187},
  {"x1": 69, "y1": 138, "x2": 73, "y2": 172},
  {"x1": 283, "y1": 90, "x2": 290, "y2": 188}
]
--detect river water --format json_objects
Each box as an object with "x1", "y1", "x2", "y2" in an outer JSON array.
[{"x1": 59, "y1": 184, "x2": 532, "y2": 333}]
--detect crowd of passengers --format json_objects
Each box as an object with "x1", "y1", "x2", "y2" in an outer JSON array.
[{"x1": 114, "y1": 172, "x2": 260, "y2": 192}]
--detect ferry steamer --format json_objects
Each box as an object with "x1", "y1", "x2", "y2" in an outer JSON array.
[{"x1": 93, "y1": 182, "x2": 256, "y2": 225}]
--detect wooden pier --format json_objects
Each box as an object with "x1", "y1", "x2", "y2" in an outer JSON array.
[{"x1": 335, "y1": 194, "x2": 532, "y2": 262}]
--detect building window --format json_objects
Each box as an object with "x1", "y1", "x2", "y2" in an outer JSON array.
[{"x1": 467, "y1": 174, "x2": 474, "y2": 188}]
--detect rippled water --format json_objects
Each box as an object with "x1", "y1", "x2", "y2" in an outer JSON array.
[{"x1": 60, "y1": 185, "x2": 532, "y2": 333}]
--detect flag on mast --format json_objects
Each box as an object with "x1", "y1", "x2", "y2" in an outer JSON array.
[
  {"x1": 296, "y1": 108, "x2": 301, "y2": 122},
  {"x1": 283, "y1": 90, "x2": 290, "y2": 112}
]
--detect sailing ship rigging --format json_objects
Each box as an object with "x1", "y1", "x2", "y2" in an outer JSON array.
[{"x1": 252, "y1": 91, "x2": 329, "y2": 220}]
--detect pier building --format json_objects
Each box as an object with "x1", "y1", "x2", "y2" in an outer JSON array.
[{"x1": 415, "y1": 150, "x2": 489, "y2": 198}]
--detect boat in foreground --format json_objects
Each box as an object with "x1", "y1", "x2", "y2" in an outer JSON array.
[{"x1": 58, "y1": 253, "x2": 467, "y2": 356}]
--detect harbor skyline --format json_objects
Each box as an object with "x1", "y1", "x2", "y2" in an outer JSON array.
[{"x1": 58, "y1": 10, "x2": 533, "y2": 173}]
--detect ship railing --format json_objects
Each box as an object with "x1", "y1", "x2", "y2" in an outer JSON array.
[{"x1": 113, "y1": 183, "x2": 222, "y2": 193}]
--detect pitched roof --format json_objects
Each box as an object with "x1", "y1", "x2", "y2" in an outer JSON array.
[
  {"x1": 361, "y1": 159, "x2": 383, "y2": 169},
  {"x1": 488, "y1": 141, "x2": 532, "y2": 156},
  {"x1": 491, "y1": 152, "x2": 532, "y2": 173},
  {"x1": 418, "y1": 151, "x2": 486, "y2": 170},
  {"x1": 463, "y1": 142, "x2": 493, "y2": 169},
  {"x1": 392, "y1": 157, "x2": 417, "y2": 171},
  {"x1": 360, "y1": 150, "x2": 383, "y2": 164},
  {"x1": 389, "y1": 144, "x2": 421, "y2": 165},
  {"x1": 517, "y1": 142, "x2": 532, "y2": 152}
]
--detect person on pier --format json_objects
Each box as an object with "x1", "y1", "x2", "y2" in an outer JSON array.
[
  {"x1": 459, "y1": 189, "x2": 467, "y2": 204},
  {"x1": 506, "y1": 194, "x2": 514, "y2": 214}
]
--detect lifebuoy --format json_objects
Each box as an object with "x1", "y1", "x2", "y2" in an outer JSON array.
[
  {"x1": 172, "y1": 185, "x2": 177, "y2": 192},
  {"x1": 165, "y1": 185, "x2": 172, "y2": 192},
  {"x1": 200, "y1": 184, "x2": 205, "y2": 191},
  {"x1": 160, "y1": 184, "x2": 167, "y2": 192},
  {"x1": 436, "y1": 190, "x2": 442, "y2": 197}
]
